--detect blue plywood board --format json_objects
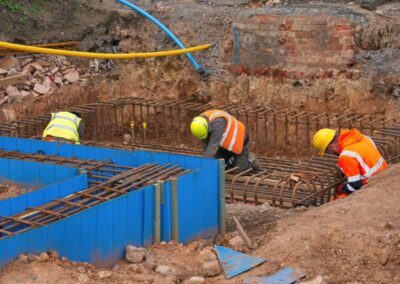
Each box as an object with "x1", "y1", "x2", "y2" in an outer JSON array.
[
  {"x1": 215, "y1": 245, "x2": 266, "y2": 279},
  {"x1": 243, "y1": 267, "x2": 307, "y2": 284},
  {"x1": 0, "y1": 137, "x2": 221, "y2": 268}
]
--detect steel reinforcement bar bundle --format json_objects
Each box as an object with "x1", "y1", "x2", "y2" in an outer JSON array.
[
  {"x1": 0, "y1": 96, "x2": 400, "y2": 159},
  {"x1": 0, "y1": 150, "x2": 188, "y2": 238}
]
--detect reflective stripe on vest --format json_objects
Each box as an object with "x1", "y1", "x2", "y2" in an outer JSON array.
[
  {"x1": 43, "y1": 112, "x2": 81, "y2": 142},
  {"x1": 202, "y1": 110, "x2": 245, "y2": 154},
  {"x1": 340, "y1": 150, "x2": 385, "y2": 178}
]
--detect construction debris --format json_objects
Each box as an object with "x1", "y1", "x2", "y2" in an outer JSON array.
[
  {"x1": 125, "y1": 245, "x2": 147, "y2": 264},
  {"x1": 0, "y1": 55, "x2": 100, "y2": 104}
]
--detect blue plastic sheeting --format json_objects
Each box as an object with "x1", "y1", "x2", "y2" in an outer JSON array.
[
  {"x1": 215, "y1": 245, "x2": 266, "y2": 279},
  {"x1": 243, "y1": 267, "x2": 307, "y2": 284},
  {"x1": 0, "y1": 137, "x2": 221, "y2": 267},
  {"x1": 0, "y1": 158, "x2": 79, "y2": 186},
  {"x1": 0, "y1": 184, "x2": 155, "y2": 268},
  {"x1": 0, "y1": 175, "x2": 87, "y2": 216}
]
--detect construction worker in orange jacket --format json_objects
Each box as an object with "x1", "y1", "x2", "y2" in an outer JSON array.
[
  {"x1": 190, "y1": 110, "x2": 261, "y2": 171},
  {"x1": 312, "y1": 128, "x2": 388, "y2": 197}
]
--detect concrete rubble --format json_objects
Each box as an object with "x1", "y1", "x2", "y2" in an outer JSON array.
[
  {"x1": 125, "y1": 245, "x2": 147, "y2": 263},
  {"x1": 0, "y1": 55, "x2": 99, "y2": 105}
]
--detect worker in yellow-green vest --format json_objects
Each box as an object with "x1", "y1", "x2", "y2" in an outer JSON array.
[{"x1": 42, "y1": 111, "x2": 84, "y2": 144}]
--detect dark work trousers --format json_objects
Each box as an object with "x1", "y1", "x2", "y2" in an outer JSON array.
[{"x1": 214, "y1": 133, "x2": 250, "y2": 171}]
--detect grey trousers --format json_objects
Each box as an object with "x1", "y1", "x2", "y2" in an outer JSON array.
[{"x1": 214, "y1": 133, "x2": 250, "y2": 171}]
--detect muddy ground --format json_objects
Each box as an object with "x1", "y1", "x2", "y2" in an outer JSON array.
[{"x1": 0, "y1": 181, "x2": 34, "y2": 200}]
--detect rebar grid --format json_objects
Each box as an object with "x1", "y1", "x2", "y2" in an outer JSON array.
[
  {"x1": 0, "y1": 150, "x2": 188, "y2": 238},
  {"x1": 1, "y1": 96, "x2": 399, "y2": 158}
]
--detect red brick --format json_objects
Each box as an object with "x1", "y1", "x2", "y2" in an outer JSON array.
[
  {"x1": 246, "y1": 23, "x2": 260, "y2": 30},
  {"x1": 332, "y1": 30, "x2": 355, "y2": 38},
  {"x1": 259, "y1": 24, "x2": 280, "y2": 31},
  {"x1": 311, "y1": 17, "x2": 328, "y2": 25},
  {"x1": 302, "y1": 25, "x2": 315, "y2": 32},
  {"x1": 254, "y1": 15, "x2": 280, "y2": 24},
  {"x1": 335, "y1": 25, "x2": 353, "y2": 31},
  {"x1": 295, "y1": 31, "x2": 312, "y2": 38},
  {"x1": 227, "y1": 64, "x2": 248, "y2": 74}
]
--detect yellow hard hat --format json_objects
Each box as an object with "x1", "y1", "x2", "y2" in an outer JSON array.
[
  {"x1": 312, "y1": 128, "x2": 336, "y2": 155},
  {"x1": 190, "y1": 116, "x2": 208, "y2": 140}
]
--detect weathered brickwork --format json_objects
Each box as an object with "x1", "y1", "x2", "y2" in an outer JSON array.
[{"x1": 229, "y1": 14, "x2": 356, "y2": 78}]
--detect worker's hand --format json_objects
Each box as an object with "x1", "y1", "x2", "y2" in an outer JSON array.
[{"x1": 335, "y1": 184, "x2": 344, "y2": 195}]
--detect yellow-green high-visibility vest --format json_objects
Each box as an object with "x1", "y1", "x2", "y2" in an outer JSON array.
[{"x1": 42, "y1": 112, "x2": 81, "y2": 143}]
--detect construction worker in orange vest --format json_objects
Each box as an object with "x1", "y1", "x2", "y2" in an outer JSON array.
[
  {"x1": 190, "y1": 110, "x2": 261, "y2": 171},
  {"x1": 312, "y1": 128, "x2": 388, "y2": 198},
  {"x1": 42, "y1": 111, "x2": 84, "y2": 144}
]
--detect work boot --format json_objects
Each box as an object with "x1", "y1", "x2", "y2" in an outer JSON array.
[{"x1": 249, "y1": 152, "x2": 262, "y2": 171}]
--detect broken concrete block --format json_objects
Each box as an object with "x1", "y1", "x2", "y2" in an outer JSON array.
[
  {"x1": 229, "y1": 235, "x2": 245, "y2": 249},
  {"x1": 20, "y1": 91, "x2": 32, "y2": 98},
  {"x1": 155, "y1": 265, "x2": 176, "y2": 277},
  {"x1": 199, "y1": 249, "x2": 217, "y2": 261},
  {"x1": 145, "y1": 252, "x2": 157, "y2": 270},
  {"x1": 202, "y1": 260, "x2": 221, "y2": 277},
  {"x1": 0, "y1": 73, "x2": 28, "y2": 88},
  {"x1": 54, "y1": 76, "x2": 63, "y2": 85},
  {"x1": 0, "y1": 56, "x2": 20, "y2": 70},
  {"x1": 38, "y1": 252, "x2": 49, "y2": 261},
  {"x1": 125, "y1": 245, "x2": 146, "y2": 263},
  {"x1": 64, "y1": 71, "x2": 80, "y2": 83},
  {"x1": 0, "y1": 68, "x2": 8, "y2": 75},
  {"x1": 20, "y1": 57, "x2": 34, "y2": 68},
  {"x1": 5, "y1": 85, "x2": 20, "y2": 97},
  {"x1": 33, "y1": 83, "x2": 51, "y2": 95},
  {"x1": 50, "y1": 67, "x2": 60, "y2": 74},
  {"x1": 97, "y1": 270, "x2": 112, "y2": 279},
  {"x1": 185, "y1": 276, "x2": 205, "y2": 283}
]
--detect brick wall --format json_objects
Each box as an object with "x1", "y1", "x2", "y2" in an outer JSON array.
[{"x1": 228, "y1": 14, "x2": 356, "y2": 78}]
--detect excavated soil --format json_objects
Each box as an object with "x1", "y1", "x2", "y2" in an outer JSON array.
[
  {"x1": 0, "y1": 181, "x2": 34, "y2": 200},
  {"x1": 1, "y1": 166, "x2": 399, "y2": 283}
]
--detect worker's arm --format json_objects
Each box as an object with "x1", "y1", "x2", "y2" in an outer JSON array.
[
  {"x1": 338, "y1": 156, "x2": 364, "y2": 194},
  {"x1": 78, "y1": 121, "x2": 85, "y2": 139},
  {"x1": 203, "y1": 118, "x2": 226, "y2": 157}
]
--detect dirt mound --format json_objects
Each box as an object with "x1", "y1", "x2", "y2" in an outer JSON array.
[
  {"x1": 247, "y1": 165, "x2": 400, "y2": 283},
  {"x1": 0, "y1": 181, "x2": 34, "y2": 200}
]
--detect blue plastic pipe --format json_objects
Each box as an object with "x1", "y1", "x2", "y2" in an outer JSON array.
[{"x1": 116, "y1": 0, "x2": 209, "y2": 74}]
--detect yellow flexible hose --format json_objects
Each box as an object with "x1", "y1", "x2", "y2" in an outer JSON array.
[{"x1": 0, "y1": 41, "x2": 211, "y2": 59}]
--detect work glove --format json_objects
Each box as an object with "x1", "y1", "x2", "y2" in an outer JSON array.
[
  {"x1": 335, "y1": 184, "x2": 344, "y2": 195},
  {"x1": 226, "y1": 157, "x2": 236, "y2": 168}
]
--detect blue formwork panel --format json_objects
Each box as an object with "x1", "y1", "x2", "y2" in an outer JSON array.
[
  {"x1": 0, "y1": 184, "x2": 155, "y2": 268},
  {"x1": 0, "y1": 137, "x2": 221, "y2": 268},
  {"x1": 0, "y1": 175, "x2": 87, "y2": 217}
]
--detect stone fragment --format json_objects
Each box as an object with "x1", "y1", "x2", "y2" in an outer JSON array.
[
  {"x1": 78, "y1": 273, "x2": 90, "y2": 282},
  {"x1": 5, "y1": 85, "x2": 20, "y2": 97},
  {"x1": 185, "y1": 276, "x2": 205, "y2": 283},
  {"x1": 38, "y1": 252, "x2": 49, "y2": 261},
  {"x1": 49, "y1": 249, "x2": 59, "y2": 259},
  {"x1": 300, "y1": 275, "x2": 328, "y2": 284},
  {"x1": 33, "y1": 83, "x2": 50, "y2": 95},
  {"x1": 202, "y1": 260, "x2": 221, "y2": 277},
  {"x1": 229, "y1": 235, "x2": 245, "y2": 249},
  {"x1": 18, "y1": 254, "x2": 29, "y2": 263},
  {"x1": 0, "y1": 68, "x2": 7, "y2": 75},
  {"x1": 50, "y1": 67, "x2": 60, "y2": 74},
  {"x1": 0, "y1": 73, "x2": 28, "y2": 88},
  {"x1": 155, "y1": 265, "x2": 176, "y2": 277},
  {"x1": 64, "y1": 71, "x2": 80, "y2": 83},
  {"x1": 97, "y1": 270, "x2": 112, "y2": 279},
  {"x1": 0, "y1": 56, "x2": 19, "y2": 70},
  {"x1": 380, "y1": 250, "x2": 391, "y2": 266},
  {"x1": 199, "y1": 249, "x2": 217, "y2": 261},
  {"x1": 54, "y1": 76, "x2": 63, "y2": 85},
  {"x1": 145, "y1": 252, "x2": 157, "y2": 270},
  {"x1": 127, "y1": 264, "x2": 141, "y2": 273},
  {"x1": 125, "y1": 245, "x2": 146, "y2": 263}
]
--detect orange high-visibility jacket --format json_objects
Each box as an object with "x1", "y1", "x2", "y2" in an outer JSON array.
[
  {"x1": 338, "y1": 129, "x2": 387, "y2": 193},
  {"x1": 201, "y1": 110, "x2": 246, "y2": 155}
]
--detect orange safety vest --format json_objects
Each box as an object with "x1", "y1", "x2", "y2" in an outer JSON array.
[
  {"x1": 338, "y1": 129, "x2": 387, "y2": 192},
  {"x1": 201, "y1": 110, "x2": 246, "y2": 155}
]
